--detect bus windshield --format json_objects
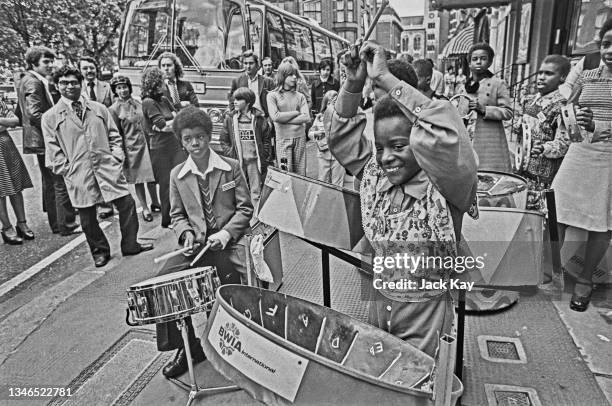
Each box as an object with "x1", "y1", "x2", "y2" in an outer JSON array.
[{"x1": 120, "y1": 0, "x2": 245, "y2": 69}]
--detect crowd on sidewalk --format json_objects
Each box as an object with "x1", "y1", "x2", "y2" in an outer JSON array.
[{"x1": 0, "y1": 17, "x2": 611, "y2": 382}]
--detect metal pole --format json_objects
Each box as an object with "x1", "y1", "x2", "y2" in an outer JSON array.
[
  {"x1": 322, "y1": 250, "x2": 331, "y2": 307},
  {"x1": 455, "y1": 290, "x2": 465, "y2": 382}
]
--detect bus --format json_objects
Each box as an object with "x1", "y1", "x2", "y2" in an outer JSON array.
[{"x1": 117, "y1": 0, "x2": 350, "y2": 142}]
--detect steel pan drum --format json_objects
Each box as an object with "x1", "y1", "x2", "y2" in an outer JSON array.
[
  {"x1": 477, "y1": 171, "x2": 527, "y2": 209},
  {"x1": 126, "y1": 267, "x2": 220, "y2": 325},
  {"x1": 203, "y1": 285, "x2": 463, "y2": 405},
  {"x1": 257, "y1": 167, "x2": 370, "y2": 254},
  {"x1": 459, "y1": 208, "x2": 545, "y2": 310}
]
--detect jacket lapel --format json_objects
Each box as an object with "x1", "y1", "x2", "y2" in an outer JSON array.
[
  {"x1": 208, "y1": 169, "x2": 222, "y2": 203},
  {"x1": 184, "y1": 172, "x2": 203, "y2": 211}
]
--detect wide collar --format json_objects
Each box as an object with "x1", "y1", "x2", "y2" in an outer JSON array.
[
  {"x1": 376, "y1": 168, "x2": 428, "y2": 200},
  {"x1": 177, "y1": 150, "x2": 232, "y2": 206},
  {"x1": 178, "y1": 150, "x2": 231, "y2": 179}
]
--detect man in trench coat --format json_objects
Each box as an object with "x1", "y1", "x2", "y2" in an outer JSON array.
[{"x1": 41, "y1": 66, "x2": 153, "y2": 267}]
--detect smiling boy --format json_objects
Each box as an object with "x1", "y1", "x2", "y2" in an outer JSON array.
[{"x1": 330, "y1": 41, "x2": 478, "y2": 356}]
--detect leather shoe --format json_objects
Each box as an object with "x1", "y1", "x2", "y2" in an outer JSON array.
[
  {"x1": 93, "y1": 254, "x2": 110, "y2": 268},
  {"x1": 142, "y1": 212, "x2": 153, "y2": 222},
  {"x1": 2, "y1": 228, "x2": 23, "y2": 245},
  {"x1": 570, "y1": 278, "x2": 593, "y2": 312},
  {"x1": 16, "y1": 222, "x2": 35, "y2": 240},
  {"x1": 122, "y1": 243, "x2": 154, "y2": 256},
  {"x1": 162, "y1": 342, "x2": 206, "y2": 378},
  {"x1": 150, "y1": 204, "x2": 161, "y2": 213}
]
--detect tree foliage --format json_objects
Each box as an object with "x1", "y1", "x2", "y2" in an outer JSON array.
[{"x1": 0, "y1": 0, "x2": 126, "y2": 69}]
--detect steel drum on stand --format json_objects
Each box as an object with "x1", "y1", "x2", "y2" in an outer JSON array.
[
  {"x1": 202, "y1": 285, "x2": 463, "y2": 405},
  {"x1": 463, "y1": 172, "x2": 531, "y2": 311}
]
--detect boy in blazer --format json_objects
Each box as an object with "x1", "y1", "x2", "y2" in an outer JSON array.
[
  {"x1": 219, "y1": 87, "x2": 271, "y2": 209},
  {"x1": 155, "y1": 106, "x2": 253, "y2": 378}
]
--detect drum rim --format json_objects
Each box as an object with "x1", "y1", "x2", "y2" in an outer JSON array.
[
  {"x1": 476, "y1": 207, "x2": 545, "y2": 216},
  {"x1": 129, "y1": 302, "x2": 214, "y2": 325},
  {"x1": 477, "y1": 170, "x2": 528, "y2": 184},
  {"x1": 266, "y1": 166, "x2": 360, "y2": 196},
  {"x1": 127, "y1": 266, "x2": 216, "y2": 290},
  {"x1": 209, "y1": 284, "x2": 463, "y2": 397}
]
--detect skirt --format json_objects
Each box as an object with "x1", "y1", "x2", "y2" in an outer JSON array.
[
  {"x1": 551, "y1": 142, "x2": 612, "y2": 232},
  {"x1": 0, "y1": 131, "x2": 33, "y2": 198},
  {"x1": 472, "y1": 118, "x2": 512, "y2": 172}
]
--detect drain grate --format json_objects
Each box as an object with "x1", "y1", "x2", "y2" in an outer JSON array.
[
  {"x1": 478, "y1": 335, "x2": 527, "y2": 364},
  {"x1": 485, "y1": 384, "x2": 542, "y2": 406},
  {"x1": 487, "y1": 340, "x2": 520, "y2": 360},
  {"x1": 494, "y1": 390, "x2": 531, "y2": 406}
]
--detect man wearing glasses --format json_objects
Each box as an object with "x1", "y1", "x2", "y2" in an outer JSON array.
[{"x1": 41, "y1": 66, "x2": 153, "y2": 268}]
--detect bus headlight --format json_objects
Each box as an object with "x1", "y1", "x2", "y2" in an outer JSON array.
[{"x1": 207, "y1": 108, "x2": 223, "y2": 123}]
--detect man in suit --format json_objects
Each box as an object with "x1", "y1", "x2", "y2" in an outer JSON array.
[
  {"x1": 18, "y1": 46, "x2": 79, "y2": 236},
  {"x1": 79, "y1": 56, "x2": 114, "y2": 219},
  {"x1": 228, "y1": 50, "x2": 275, "y2": 117},
  {"x1": 155, "y1": 106, "x2": 253, "y2": 378},
  {"x1": 158, "y1": 52, "x2": 199, "y2": 111},
  {"x1": 42, "y1": 66, "x2": 153, "y2": 267}
]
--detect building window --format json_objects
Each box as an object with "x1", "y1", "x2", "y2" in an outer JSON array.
[
  {"x1": 304, "y1": 0, "x2": 322, "y2": 23},
  {"x1": 347, "y1": 0, "x2": 353, "y2": 10},
  {"x1": 414, "y1": 36, "x2": 421, "y2": 51},
  {"x1": 337, "y1": 0, "x2": 344, "y2": 10},
  {"x1": 427, "y1": 33, "x2": 435, "y2": 40},
  {"x1": 427, "y1": 22, "x2": 435, "y2": 29},
  {"x1": 427, "y1": 45, "x2": 435, "y2": 51},
  {"x1": 336, "y1": 11, "x2": 344, "y2": 22},
  {"x1": 347, "y1": 10, "x2": 354, "y2": 22},
  {"x1": 344, "y1": 31, "x2": 356, "y2": 43}
]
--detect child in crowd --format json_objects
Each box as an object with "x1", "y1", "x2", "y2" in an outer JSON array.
[
  {"x1": 330, "y1": 41, "x2": 478, "y2": 357},
  {"x1": 219, "y1": 87, "x2": 271, "y2": 210},
  {"x1": 460, "y1": 43, "x2": 513, "y2": 171},
  {"x1": 155, "y1": 106, "x2": 253, "y2": 378},
  {"x1": 514, "y1": 54, "x2": 571, "y2": 211},
  {"x1": 413, "y1": 59, "x2": 449, "y2": 100},
  {"x1": 267, "y1": 63, "x2": 311, "y2": 175},
  {"x1": 309, "y1": 90, "x2": 345, "y2": 186}
]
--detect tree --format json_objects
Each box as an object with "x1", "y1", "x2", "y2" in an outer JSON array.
[{"x1": 0, "y1": 0, "x2": 126, "y2": 69}]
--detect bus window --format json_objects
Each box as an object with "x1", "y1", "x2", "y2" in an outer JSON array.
[
  {"x1": 172, "y1": 0, "x2": 244, "y2": 69},
  {"x1": 120, "y1": 0, "x2": 171, "y2": 67},
  {"x1": 312, "y1": 30, "x2": 332, "y2": 64},
  {"x1": 225, "y1": 9, "x2": 246, "y2": 69},
  {"x1": 330, "y1": 38, "x2": 346, "y2": 62},
  {"x1": 266, "y1": 12, "x2": 286, "y2": 68},
  {"x1": 249, "y1": 9, "x2": 263, "y2": 56},
  {"x1": 284, "y1": 19, "x2": 316, "y2": 71}
]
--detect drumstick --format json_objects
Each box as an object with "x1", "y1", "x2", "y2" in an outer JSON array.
[
  {"x1": 363, "y1": 0, "x2": 389, "y2": 42},
  {"x1": 153, "y1": 246, "x2": 192, "y2": 264},
  {"x1": 190, "y1": 242, "x2": 212, "y2": 267}
]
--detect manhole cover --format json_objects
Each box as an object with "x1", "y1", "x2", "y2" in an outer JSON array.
[
  {"x1": 494, "y1": 390, "x2": 531, "y2": 406},
  {"x1": 485, "y1": 384, "x2": 542, "y2": 406},
  {"x1": 477, "y1": 336, "x2": 527, "y2": 364},
  {"x1": 487, "y1": 340, "x2": 520, "y2": 360}
]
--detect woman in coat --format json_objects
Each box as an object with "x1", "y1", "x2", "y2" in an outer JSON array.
[
  {"x1": 141, "y1": 67, "x2": 186, "y2": 228},
  {"x1": 109, "y1": 76, "x2": 156, "y2": 222},
  {"x1": 460, "y1": 43, "x2": 513, "y2": 171}
]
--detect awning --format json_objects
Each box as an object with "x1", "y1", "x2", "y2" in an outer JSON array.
[{"x1": 441, "y1": 24, "x2": 474, "y2": 57}]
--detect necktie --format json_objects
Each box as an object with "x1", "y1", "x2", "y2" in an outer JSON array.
[
  {"x1": 197, "y1": 176, "x2": 218, "y2": 231},
  {"x1": 167, "y1": 79, "x2": 180, "y2": 104},
  {"x1": 88, "y1": 81, "x2": 97, "y2": 102},
  {"x1": 72, "y1": 101, "x2": 83, "y2": 122}
]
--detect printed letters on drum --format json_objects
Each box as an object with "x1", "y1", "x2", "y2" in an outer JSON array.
[{"x1": 208, "y1": 306, "x2": 309, "y2": 401}]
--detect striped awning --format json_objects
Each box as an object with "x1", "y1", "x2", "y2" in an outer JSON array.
[{"x1": 442, "y1": 24, "x2": 474, "y2": 57}]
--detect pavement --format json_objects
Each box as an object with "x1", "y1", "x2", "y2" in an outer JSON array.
[{"x1": 0, "y1": 127, "x2": 611, "y2": 406}]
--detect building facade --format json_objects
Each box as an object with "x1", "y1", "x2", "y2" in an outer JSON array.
[
  {"x1": 376, "y1": 7, "x2": 403, "y2": 57},
  {"x1": 400, "y1": 16, "x2": 426, "y2": 59}
]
